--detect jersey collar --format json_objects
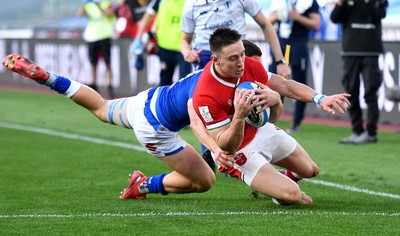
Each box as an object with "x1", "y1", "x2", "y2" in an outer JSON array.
[{"x1": 210, "y1": 63, "x2": 240, "y2": 88}]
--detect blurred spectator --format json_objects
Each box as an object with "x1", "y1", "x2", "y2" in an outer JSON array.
[
  {"x1": 268, "y1": 0, "x2": 321, "y2": 133},
  {"x1": 331, "y1": 0, "x2": 388, "y2": 144},
  {"x1": 310, "y1": 0, "x2": 341, "y2": 40},
  {"x1": 180, "y1": 0, "x2": 291, "y2": 79},
  {"x1": 130, "y1": 0, "x2": 192, "y2": 86},
  {"x1": 319, "y1": 0, "x2": 341, "y2": 40},
  {"x1": 77, "y1": 0, "x2": 116, "y2": 98},
  {"x1": 115, "y1": 0, "x2": 154, "y2": 38}
]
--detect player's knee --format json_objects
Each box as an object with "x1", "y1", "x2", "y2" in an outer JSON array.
[
  {"x1": 311, "y1": 165, "x2": 320, "y2": 177},
  {"x1": 301, "y1": 164, "x2": 319, "y2": 178},
  {"x1": 193, "y1": 173, "x2": 215, "y2": 192},
  {"x1": 307, "y1": 164, "x2": 319, "y2": 178},
  {"x1": 97, "y1": 112, "x2": 110, "y2": 124},
  {"x1": 90, "y1": 106, "x2": 107, "y2": 123},
  {"x1": 279, "y1": 184, "x2": 302, "y2": 204}
]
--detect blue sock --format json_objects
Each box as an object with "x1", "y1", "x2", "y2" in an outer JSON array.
[
  {"x1": 49, "y1": 75, "x2": 71, "y2": 94},
  {"x1": 146, "y1": 173, "x2": 168, "y2": 195}
]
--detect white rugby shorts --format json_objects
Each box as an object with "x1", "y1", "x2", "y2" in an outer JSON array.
[
  {"x1": 126, "y1": 90, "x2": 187, "y2": 157},
  {"x1": 214, "y1": 122, "x2": 297, "y2": 186}
]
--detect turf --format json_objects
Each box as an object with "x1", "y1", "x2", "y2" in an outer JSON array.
[{"x1": 0, "y1": 89, "x2": 399, "y2": 235}]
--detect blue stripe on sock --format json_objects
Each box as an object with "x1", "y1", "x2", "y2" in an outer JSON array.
[
  {"x1": 118, "y1": 98, "x2": 129, "y2": 128},
  {"x1": 108, "y1": 100, "x2": 119, "y2": 125}
]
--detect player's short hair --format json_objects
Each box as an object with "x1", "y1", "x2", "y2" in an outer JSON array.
[
  {"x1": 242, "y1": 39, "x2": 262, "y2": 58},
  {"x1": 209, "y1": 28, "x2": 241, "y2": 53}
]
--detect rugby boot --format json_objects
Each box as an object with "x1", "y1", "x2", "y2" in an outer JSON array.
[
  {"x1": 3, "y1": 53, "x2": 49, "y2": 83},
  {"x1": 120, "y1": 170, "x2": 148, "y2": 200}
]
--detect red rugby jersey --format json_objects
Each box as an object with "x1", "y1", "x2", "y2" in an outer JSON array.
[{"x1": 193, "y1": 56, "x2": 270, "y2": 150}]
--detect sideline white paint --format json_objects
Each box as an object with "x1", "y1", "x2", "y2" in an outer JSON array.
[
  {"x1": 1, "y1": 121, "x2": 400, "y2": 201},
  {"x1": 0, "y1": 211, "x2": 399, "y2": 219},
  {"x1": 0, "y1": 121, "x2": 146, "y2": 152},
  {"x1": 305, "y1": 179, "x2": 400, "y2": 199}
]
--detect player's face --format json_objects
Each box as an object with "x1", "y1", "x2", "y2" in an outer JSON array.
[{"x1": 214, "y1": 40, "x2": 245, "y2": 78}]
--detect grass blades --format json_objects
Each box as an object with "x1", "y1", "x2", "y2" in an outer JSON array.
[{"x1": 1, "y1": 89, "x2": 400, "y2": 235}]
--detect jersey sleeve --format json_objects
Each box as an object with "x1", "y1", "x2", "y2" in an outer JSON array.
[
  {"x1": 243, "y1": 0, "x2": 262, "y2": 18},
  {"x1": 310, "y1": 0, "x2": 320, "y2": 14},
  {"x1": 181, "y1": 0, "x2": 195, "y2": 34},
  {"x1": 146, "y1": 0, "x2": 159, "y2": 14},
  {"x1": 195, "y1": 96, "x2": 231, "y2": 130},
  {"x1": 256, "y1": 65, "x2": 269, "y2": 86}
]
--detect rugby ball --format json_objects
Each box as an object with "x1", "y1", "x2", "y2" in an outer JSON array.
[{"x1": 235, "y1": 81, "x2": 270, "y2": 128}]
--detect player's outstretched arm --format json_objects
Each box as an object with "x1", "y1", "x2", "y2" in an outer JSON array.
[{"x1": 267, "y1": 75, "x2": 351, "y2": 115}]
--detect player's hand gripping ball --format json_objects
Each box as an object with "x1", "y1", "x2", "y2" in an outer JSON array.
[{"x1": 236, "y1": 81, "x2": 270, "y2": 128}]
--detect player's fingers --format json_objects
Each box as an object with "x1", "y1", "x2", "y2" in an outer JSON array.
[
  {"x1": 190, "y1": 52, "x2": 200, "y2": 63},
  {"x1": 254, "y1": 81, "x2": 267, "y2": 89},
  {"x1": 332, "y1": 96, "x2": 350, "y2": 113},
  {"x1": 197, "y1": 48, "x2": 204, "y2": 55},
  {"x1": 235, "y1": 89, "x2": 247, "y2": 102},
  {"x1": 216, "y1": 158, "x2": 231, "y2": 169},
  {"x1": 323, "y1": 105, "x2": 336, "y2": 115},
  {"x1": 239, "y1": 90, "x2": 254, "y2": 104},
  {"x1": 226, "y1": 154, "x2": 236, "y2": 163},
  {"x1": 185, "y1": 50, "x2": 201, "y2": 63},
  {"x1": 332, "y1": 100, "x2": 347, "y2": 114},
  {"x1": 246, "y1": 90, "x2": 257, "y2": 103}
]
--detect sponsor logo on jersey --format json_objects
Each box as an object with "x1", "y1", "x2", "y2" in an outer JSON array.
[
  {"x1": 227, "y1": 99, "x2": 232, "y2": 107},
  {"x1": 205, "y1": 20, "x2": 233, "y2": 30},
  {"x1": 199, "y1": 106, "x2": 214, "y2": 122}
]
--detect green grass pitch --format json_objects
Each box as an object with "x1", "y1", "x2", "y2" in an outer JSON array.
[{"x1": 0, "y1": 89, "x2": 399, "y2": 235}]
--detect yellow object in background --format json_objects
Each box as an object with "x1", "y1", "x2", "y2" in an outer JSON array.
[{"x1": 285, "y1": 44, "x2": 291, "y2": 65}]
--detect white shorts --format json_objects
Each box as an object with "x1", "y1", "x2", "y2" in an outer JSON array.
[
  {"x1": 215, "y1": 123, "x2": 297, "y2": 186},
  {"x1": 126, "y1": 90, "x2": 187, "y2": 157}
]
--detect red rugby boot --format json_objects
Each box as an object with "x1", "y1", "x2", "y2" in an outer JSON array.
[
  {"x1": 120, "y1": 170, "x2": 148, "y2": 200},
  {"x1": 3, "y1": 54, "x2": 49, "y2": 83}
]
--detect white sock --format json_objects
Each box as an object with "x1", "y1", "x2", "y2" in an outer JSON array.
[
  {"x1": 44, "y1": 73, "x2": 57, "y2": 86},
  {"x1": 64, "y1": 80, "x2": 81, "y2": 98}
]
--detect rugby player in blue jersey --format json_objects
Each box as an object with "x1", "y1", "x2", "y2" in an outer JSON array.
[{"x1": 3, "y1": 53, "x2": 232, "y2": 200}]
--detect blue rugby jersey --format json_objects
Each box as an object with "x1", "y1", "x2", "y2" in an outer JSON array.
[{"x1": 145, "y1": 70, "x2": 203, "y2": 132}]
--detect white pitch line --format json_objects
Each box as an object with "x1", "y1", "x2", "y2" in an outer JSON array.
[
  {"x1": 0, "y1": 211, "x2": 400, "y2": 219},
  {"x1": 0, "y1": 121, "x2": 146, "y2": 152},
  {"x1": 1, "y1": 121, "x2": 400, "y2": 200},
  {"x1": 305, "y1": 179, "x2": 400, "y2": 199}
]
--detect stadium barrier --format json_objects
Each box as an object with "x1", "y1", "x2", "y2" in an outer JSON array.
[{"x1": 0, "y1": 37, "x2": 399, "y2": 125}]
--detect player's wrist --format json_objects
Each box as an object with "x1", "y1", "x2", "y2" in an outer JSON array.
[
  {"x1": 276, "y1": 58, "x2": 286, "y2": 65},
  {"x1": 312, "y1": 93, "x2": 326, "y2": 105}
]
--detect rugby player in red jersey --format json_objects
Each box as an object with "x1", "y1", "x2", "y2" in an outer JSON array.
[{"x1": 193, "y1": 28, "x2": 350, "y2": 205}]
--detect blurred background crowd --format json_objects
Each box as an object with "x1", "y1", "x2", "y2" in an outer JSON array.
[
  {"x1": 1, "y1": 0, "x2": 399, "y2": 127},
  {"x1": 1, "y1": 0, "x2": 399, "y2": 41}
]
